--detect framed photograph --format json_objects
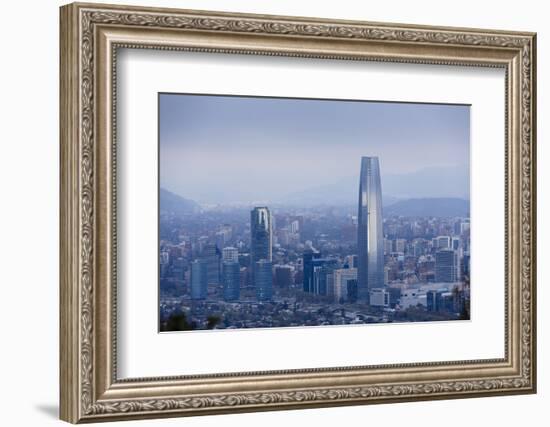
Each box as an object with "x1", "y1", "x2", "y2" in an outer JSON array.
[{"x1": 60, "y1": 2, "x2": 537, "y2": 423}]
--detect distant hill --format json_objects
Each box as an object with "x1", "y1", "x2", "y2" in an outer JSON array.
[
  {"x1": 160, "y1": 188, "x2": 200, "y2": 214},
  {"x1": 384, "y1": 198, "x2": 469, "y2": 217},
  {"x1": 279, "y1": 166, "x2": 469, "y2": 207},
  {"x1": 383, "y1": 166, "x2": 469, "y2": 200},
  {"x1": 280, "y1": 181, "x2": 400, "y2": 208}
]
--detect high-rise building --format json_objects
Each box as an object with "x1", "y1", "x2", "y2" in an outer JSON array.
[
  {"x1": 274, "y1": 265, "x2": 293, "y2": 288},
  {"x1": 201, "y1": 243, "x2": 221, "y2": 285},
  {"x1": 346, "y1": 279, "x2": 358, "y2": 303},
  {"x1": 222, "y1": 246, "x2": 239, "y2": 263},
  {"x1": 435, "y1": 249, "x2": 460, "y2": 282},
  {"x1": 250, "y1": 207, "x2": 272, "y2": 269},
  {"x1": 395, "y1": 238, "x2": 406, "y2": 253},
  {"x1": 302, "y1": 250, "x2": 322, "y2": 293},
  {"x1": 254, "y1": 260, "x2": 273, "y2": 301},
  {"x1": 240, "y1": 266, "x2": 250, "y2": 289},
  {"x1": 369, "y1": 288, "x2": 390, "y2": 307},
  {"x1": 222, "y1": 261, "x2": 240, "y2": 301},
  {"x1": 434, "y1": 235, "x2": 451, "y2": 249},
  {"x1": 357, "y1": 156, "x2": 384, "y2": 301},
  {"x1": 190, "y1": 259, "x2": 208, "y2": 300},
  {"x1": 333, "y1": 268, "x2": 358, "y2": 303},
  {"x1": 313, "y1": 262, "x2": 337, "y2": 296},
  {"x1": 303, "y1": 252, "x2": 338, "y2": 295}
]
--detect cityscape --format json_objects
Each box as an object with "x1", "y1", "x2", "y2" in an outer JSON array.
[{"x1": 159, "y1": 94, "x2": 470, "y2": 332}]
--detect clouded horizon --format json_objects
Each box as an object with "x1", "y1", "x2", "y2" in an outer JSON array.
[{"x1": 160, "y1": 93, "x2": 470, "y2": 204}]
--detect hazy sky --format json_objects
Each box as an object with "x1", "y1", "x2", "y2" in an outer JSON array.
[{"x1": 160, "y1": 93, "x2": 469, "y2": 204}]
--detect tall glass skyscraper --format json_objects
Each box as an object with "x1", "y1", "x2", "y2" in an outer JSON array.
[
  {"x1": 254, "y1": 259, "x2": 273, "y2": 301},
  {"x1": 302, "y1": 250, "x2": 322, "y2": 293},
  {"x1": 250, "y1": 207, "x2": 272, "y2": 267},
  {"x1": 435, "y1": 249, "x2": 460, "y2": 282},
  {"x1": 222, "y1": 261, "x2": 241, "y2": 301},
  {"x1": 357, "y1": 156, "x2": 384, "y2": 301},
  {"x1": 190, "y1": 259, "x2": 208, "y2": 300},
  {"x1": 201, "y1": 243, "x2": 221, "y2": 285}
]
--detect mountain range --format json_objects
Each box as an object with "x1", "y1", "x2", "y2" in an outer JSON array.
[
  {"x1": 384, "y1": 197, "x2": 469, "y2": 217},
  {"x1": 280, "y1": 165, "x2": 469, "y2": 207},
  {"x1": 161, "y1": 187, "x2": 469, "y2": 218},
  {"x1": 161, "y1": 165, "x2": 470, "y2": 217},
  {"x1": 160, "y1": 188, "x2": 201, "y2": 214}
]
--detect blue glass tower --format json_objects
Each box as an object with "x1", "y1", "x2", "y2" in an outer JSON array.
[
  {"x1": 250, "y1": 207, "x2": 272, "y2": 272},
  {"x1": 201, "y1": 243, "x2": 221, "y2": 285},
  {"x1": 435, "y1": 249, "x2": 459, "y2": 282},
  {"x1": 302, "y1": 250, "x2": 321, "y2": 293},
  {"x1": 357, "y1": 156, "x2": 384, "y2": 301},
  {"x1": 222, "y1": 261, "x2": 241, "y2": 301},
  {"x1": 190, "y1": 259, "x2": 208, "y2": 300},
  {"x1": 254, "y1": 259, "x2": 273, "y2": 301}
]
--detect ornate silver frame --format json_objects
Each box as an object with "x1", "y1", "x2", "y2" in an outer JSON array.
[{"x1": 60, "y1": 2, "x2": 537, "y2": 423}]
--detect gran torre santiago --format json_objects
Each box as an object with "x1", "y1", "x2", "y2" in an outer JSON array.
[{"x1": 357, "y1": 156, "x2": 385, "y2": 302}]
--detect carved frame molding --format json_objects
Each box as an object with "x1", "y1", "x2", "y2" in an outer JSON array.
[{"x1": 60, "y1": 2, "x2": 536, "y2": 423}]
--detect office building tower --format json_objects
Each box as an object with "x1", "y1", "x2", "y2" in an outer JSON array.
[
  {"x1": 435, "y1": 236, "x2": 451, "y2": 249},
  {"x1": 274, "y1": 265, "x2": 293, "y2": 288},
  {"x1": 357, "y1": 156, "x2": 384, "y2": 301},
  {"x1": 254, "y1": 260, "x2": 273, "y2": 301},
  {"x1": 303, "y1": 252, "x2": 338, "y2": 295},
  {"x1": 369, "y1": 288, "x2": 390, "y2": 307},
  {"x1": 201, "y1": 243, "x2": 221, "y2": 285},
  {"x1": 395, "y1": 238, "x2": 406, "y2": 253},
  {"x1": 302, "y1": 250, "x2": 322, "y2": 293},
  {"x1": 190, "y1": 260, "x2": 208, "y2": 300},
  {"x1": 240, "y1": 266, "x2": 251, "y2": 289},
  {"x1": 435, "y1": 249, "x2": 460, "y2": 282},
  {"x1": 171, "y1": 257, "x2": 185, "y2": 281},
  {"x1": 250, "y1": 207, "x2": 272, "y2": 269},
  {"x1": 222, "y1": 261, "x2": 240, "y2": 301},
  {"x1": 451, "y1": 236, "x2": 461, "y2": 250},
  {"x1": 222, "y1": 246, "x2": 239, "y2": 263},
  {"x1": 346, "y1": 279, "x2": 358, "y2": 303},
  {"x1": 333, "y1": 268, "x2": 358, "y2": 303},
  {"x1": 313, "y1": 262, "x2": 337, "y2": 296}
]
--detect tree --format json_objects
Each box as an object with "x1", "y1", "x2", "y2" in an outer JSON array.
[
  {"x1": 206, "y1": 315, "x2": 221, "y2": 329},
  {"x1": 160, "y1": 312, "x2": 194, "y2": 332}
]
